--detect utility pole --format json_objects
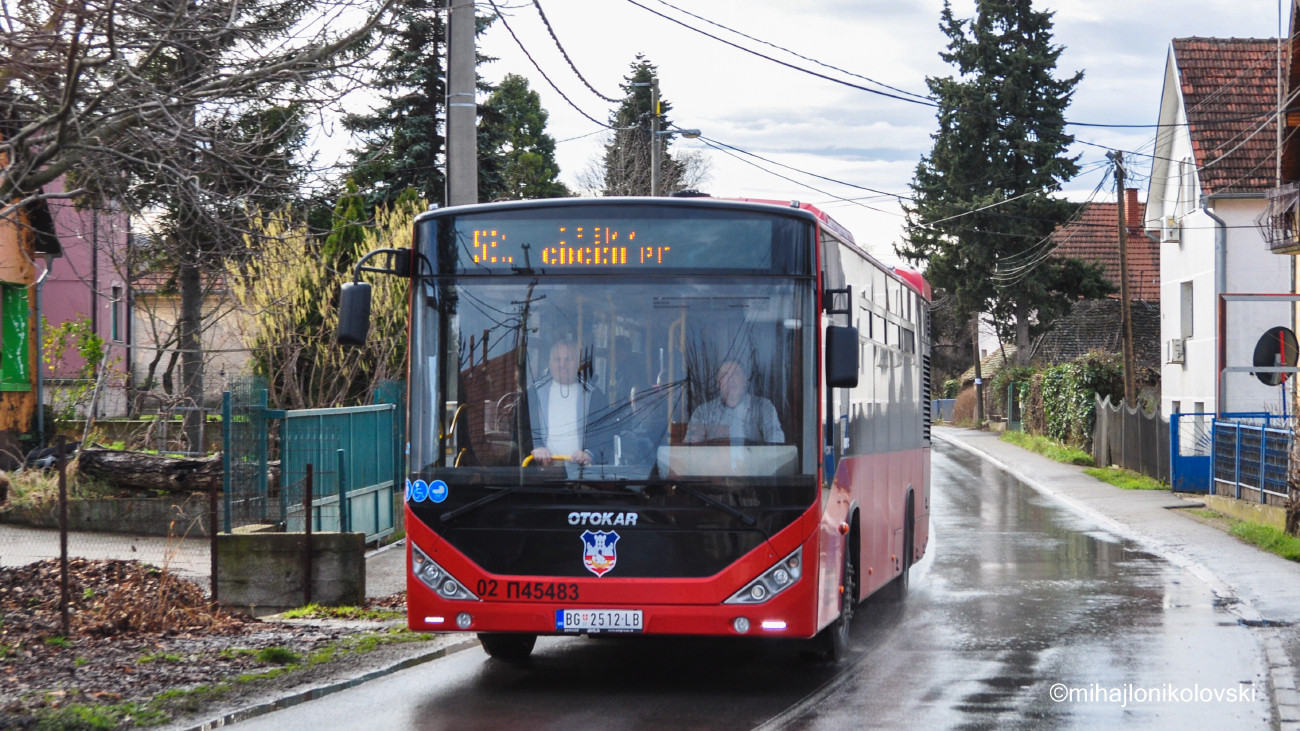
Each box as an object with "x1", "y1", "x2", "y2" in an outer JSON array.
[
  {"x1": 1109, "y1": 151, "x2": 1137, "y2": 405},
  {"x1": 649, "y1": 80, "x2": 660, "y2": 197},
  {"x1": 972, "y1": 314, "x2": 985, "y2": 423},
  {"x1": 446, "y1": 0, "x2": 477, "y2": 207}
]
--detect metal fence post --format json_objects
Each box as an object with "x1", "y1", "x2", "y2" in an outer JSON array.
[
  {"x1": 1260, "y1": 425, "x2": 1268, "y2": 504},
  {"x1": 1235, "y1": 424, "x2": 1243, "y2": 500},
  {"x1": 57, "y1": 436, "x2": 69, "y2": 636},
  {"x1": 304, "y1": 463, "x2": 313, "y2": 607},
  {"x1": 210, "y1": 467, "x2": 219, "y2": 605},
  {"x1": 222, "y1": 391, "x2": 233, "y2": 533},
  {"x1": 337, "y1": 449, "x2": 349, "y2": 533}
]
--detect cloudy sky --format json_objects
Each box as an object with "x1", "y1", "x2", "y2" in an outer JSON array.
[{"x1": 342, "y1": 0, "x2": 1288, "y2": 264}]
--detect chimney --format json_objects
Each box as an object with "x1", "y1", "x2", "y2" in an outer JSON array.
[{"x1": 1124, "y1": 188, "x2": 1142, "y2": 230}]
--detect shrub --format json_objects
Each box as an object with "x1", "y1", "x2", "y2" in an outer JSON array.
[{"x1": 952, "y1": 386, "x2": 978, "y2": 426}]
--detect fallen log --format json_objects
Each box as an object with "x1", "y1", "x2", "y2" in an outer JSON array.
[{"x1": 77, "y1": 449, "x2": 222, "y2": 493}]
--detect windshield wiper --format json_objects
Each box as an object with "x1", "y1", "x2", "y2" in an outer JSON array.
[
  {"x1": 439, "y1": 486, "x2": 519, "y2": 525},
  {"x1": 674, "y1": 484, "x2": 757, "y2": 527}
]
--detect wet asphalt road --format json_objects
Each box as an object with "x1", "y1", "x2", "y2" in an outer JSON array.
[{"x1": 235, "y1": 443, "x2": 1272, "y2": 730}]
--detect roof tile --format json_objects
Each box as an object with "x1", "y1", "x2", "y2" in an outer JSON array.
[{"x1": 1172, "y1": 38, "x2": 1281, "y2": 194}]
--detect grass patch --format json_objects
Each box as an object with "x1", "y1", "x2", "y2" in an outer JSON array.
[
  {"x1": 1184, "y1": 508, "x2": 1300, "y2": 562},
  {"x1": 1230, "y1": 521, "x2": 1300, "y2": 562},
  {"x1": 73, "y1": 657, "x2": 88, "y2": 667},
  {"x1": 253, "y1": 647, "x2": 300, "y2": 665},
  {"x1": 44, "y1": 636, "x2": 71, "y2": 648},
  {"x1": 1000, "y1": 430, "x2": 1095, "y2": 466},
  {"x1": 281, "y1": 604, "x2": 403, "y2": 621},
  {"x1": 34, "y1": 701, "x2": 168, "y2": 730},
  {"x1": 1083, "y1": 466, "x2": 1168, "y2": 491},
  {"x1": 137, "y1": 652, "x2": 183, "y2": 664}
]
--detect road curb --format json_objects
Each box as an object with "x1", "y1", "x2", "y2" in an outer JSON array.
[
  {"x1": 179, "y1": 637, "x2": 480, "y2": 731},
  {"x1": 934, "y1": 430, "x2": 1300, "y2": 730}
]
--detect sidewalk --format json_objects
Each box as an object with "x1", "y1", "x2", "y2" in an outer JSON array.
[{"x1": 936, "y1": 426, "x2": 1300, "y2": 725}]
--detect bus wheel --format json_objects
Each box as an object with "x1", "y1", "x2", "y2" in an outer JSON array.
[
  {"x1": 881, "y1": 496, "x2": 914, "y2": 602},
  {"x1": 805, "y1": 543, "x2": 854, "y2": 662},
  {"x1": 478, "y1": 633, "x2": 537, "y2": 662}
]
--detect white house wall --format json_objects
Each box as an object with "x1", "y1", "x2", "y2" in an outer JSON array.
[{"x1": 1218, "y1": 198, "x2": 1293, "y2": 415}]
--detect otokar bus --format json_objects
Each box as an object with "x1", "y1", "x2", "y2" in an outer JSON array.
[{"x1": 337, "y1": 196, "x2": 931, "y2": 661}]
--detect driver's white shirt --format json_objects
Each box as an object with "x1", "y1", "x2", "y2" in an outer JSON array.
[{"x1": 546, "y1": 381, "x2": 582, "y2": 456}]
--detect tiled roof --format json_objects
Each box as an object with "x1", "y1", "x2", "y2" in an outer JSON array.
[
  {"x1": 1173, "y1": 38, "x2": 1280, "y2": 194},
  {"x1": 1050, "y1": 192, "x2": 1160, "y2": 302},
  {"x1": 1033, "y1": 299, "x2": 1161, "y2": 372}
]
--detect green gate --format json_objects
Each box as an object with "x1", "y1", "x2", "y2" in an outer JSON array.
[{"x1": 223, "y1": 379, "x2": 404, "y2": 543}]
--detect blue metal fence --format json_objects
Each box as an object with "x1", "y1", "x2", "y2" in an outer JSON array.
[
  {"x1": 1212, "y1": 418, "x2": 1291, "y2": 502},
  {"x1": 1170, "y1": 412, "x2": 1286, "y2": 495}
]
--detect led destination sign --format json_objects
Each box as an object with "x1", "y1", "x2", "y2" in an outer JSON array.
[
  {"x1": 473, "y1": 226, "x2": 671, "y2": 268},
  {"x1": 427, "y1": 205, "x2": 812, "y2": 275}
]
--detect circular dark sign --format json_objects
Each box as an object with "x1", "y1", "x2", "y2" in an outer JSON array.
[{"x1": 1252, "y1": 326, "x2": 1299, "y2": 386}]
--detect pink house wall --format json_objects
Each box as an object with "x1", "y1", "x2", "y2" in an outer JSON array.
[{"x1": 32, "y1": 178, "x2": 130, "y2": 385}]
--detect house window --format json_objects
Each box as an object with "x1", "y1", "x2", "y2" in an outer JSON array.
[
  {"x1": 1181, "y1": 157, "x2": 1196, "y2": 214},
  {"x1": 1180, "y1": 281, "x2": 1194, "y2": 340},
  {"x1": 111, "y1": 285, "x2": 122, "y2": 341},
  {"x1": 1172, "y1": 400, "x2": 1181, "y2": 414},
  {"x1": 0, "y1": 284, "x2": 31, "y2": 392}
]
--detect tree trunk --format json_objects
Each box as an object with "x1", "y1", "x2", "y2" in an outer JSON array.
[
  {"x1": 1014, "y1": 300, "x2": 1031, "y2": 366},
  {"x1": 77, "y1": 448, "x2": 221, "y2": 492},
  {"x1": 178, "y1": 235, "x2": 204, "y2": 453}
]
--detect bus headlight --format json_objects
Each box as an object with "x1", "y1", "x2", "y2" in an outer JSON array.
[
  {"x1": 411, "y1": 544, "x2": 479, "y2": 601},
  {"x1": 724, "y1": 547, "x2": 803, "y2": 605}
]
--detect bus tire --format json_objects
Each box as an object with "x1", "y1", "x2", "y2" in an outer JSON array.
[
  {"x1": 804, "y1": 536, "x2": 855, "y2": 663},
  {"x1": 478, "y1": 633, "x2": 537, "y2": 662},
  {"x1": 880, "y1": 494, "x2": 914, "y2": 603}
]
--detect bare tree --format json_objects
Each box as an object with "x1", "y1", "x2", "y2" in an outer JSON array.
[{"x1": 0, "y1": 0, "x2": 398, "y2": 447}]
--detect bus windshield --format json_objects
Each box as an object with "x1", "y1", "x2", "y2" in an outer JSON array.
[{"x1": 410, "y1": 275, "x2": 818, "y2": 483}]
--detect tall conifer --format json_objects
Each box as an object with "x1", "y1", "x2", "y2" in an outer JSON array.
[{"x1": 898, "y1": 0, "x2": 1112, "y2": 364}]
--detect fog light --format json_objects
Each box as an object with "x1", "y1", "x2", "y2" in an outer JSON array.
[
  {"x1": 733, "y1": 617, "x2": 750, "y2": 634},
  {"x1": 456, "y1": 612, "x2": 473, "y2": 629},
  {"x1": 761, "y1": 620, "x2": 787, "y2": 630},
  {"x1": 749, "y1": 584, "x2": 767, "y2": 601}
]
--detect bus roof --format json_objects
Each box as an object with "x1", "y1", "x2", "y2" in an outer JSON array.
[{"x1": 722, "y1": 198, "x2": 932, "y2": 302}]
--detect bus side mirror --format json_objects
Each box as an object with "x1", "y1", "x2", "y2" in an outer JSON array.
[
  {"x1": 825, "y1": 326, "x2": 859, "y2": 388},
  {"x1": 337, "y1": 281, "x2": 372, "y2": 347}
]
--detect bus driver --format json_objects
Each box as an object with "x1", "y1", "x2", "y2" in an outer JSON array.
[
  {"x1": 528, "y1": 340, "x2": 609, "y2": 466},
  {"x1": 684, "y1": 360, "x2": 784, "y2": 445}
]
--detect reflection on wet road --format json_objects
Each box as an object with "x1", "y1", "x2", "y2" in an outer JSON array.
[{"x1": 235, "y1": 443, "x2": 1271, "y2": 730}]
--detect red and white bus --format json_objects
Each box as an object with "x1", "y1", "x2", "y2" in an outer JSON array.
[{"x1": 340, "y1": 196, "x2": 931, "y2": 661}]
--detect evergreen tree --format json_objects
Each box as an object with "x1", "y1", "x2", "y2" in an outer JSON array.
[
  {"x1": 342, "y1": 5, "x2": 500, "y2": 209},
  {"x1": 479, "y1": 74, "x2": 571, "y2": 200},
  {"x1": 600, "y1": 55, "x2": 689, "y2": 196},
  {"x1": 897, "y1": 0, "x2": 1112, "y2": 365}
]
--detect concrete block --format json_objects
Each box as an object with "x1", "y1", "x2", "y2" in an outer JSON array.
[
  {"x1": 218, "y1": 532, "x2": 365, "y2": 613},
  {"x1": 0, "y1": 494, "x2": 220, "y2": 536},
  {"x1": 1203, "y1": 494, "x2": 1287, "y2": 531}
]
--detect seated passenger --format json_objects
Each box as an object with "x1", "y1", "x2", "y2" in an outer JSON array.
[{"x1": 684, "y1": 360, "x2": 784, "y2": 445}]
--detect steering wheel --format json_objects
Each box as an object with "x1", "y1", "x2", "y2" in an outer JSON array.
[{"x1": 521, "y1": 454, "x2": 570, "y2": 467}]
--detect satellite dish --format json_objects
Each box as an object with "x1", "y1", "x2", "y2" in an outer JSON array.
[{"x1": 1252, "y1": 326, "x2": 1299, "y2": 386}]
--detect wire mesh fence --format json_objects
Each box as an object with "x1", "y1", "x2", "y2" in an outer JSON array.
[{"x1": 0, "y1": 441, "x2": 218, "y2": 635}]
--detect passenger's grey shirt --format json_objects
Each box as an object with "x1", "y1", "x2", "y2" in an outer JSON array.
[{"x1": 684, "y1": 394, "x2": 785, "y2": 445}]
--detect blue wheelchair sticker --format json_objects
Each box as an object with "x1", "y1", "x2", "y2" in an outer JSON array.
[{"x1": 410, "y1": 480, "x2": 429, "y2": 502}]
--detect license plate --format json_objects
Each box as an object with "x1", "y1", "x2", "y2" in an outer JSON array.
[{"x1": 555, "y1": 609, "x2": 643, "y2": 633}]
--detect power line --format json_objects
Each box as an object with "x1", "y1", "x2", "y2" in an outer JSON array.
[
  {"x1": 528, "y1": 0, "x2": 622, "y2": 103},
  {"x1": 622, "y1": 0, "x2": 1291, "y2": 132},
  {"x1": 484, "y1": 0, "x2": 625, "y2": 131},
  {"x1": 643, "y1": 0, "x2": 933, "y2": 104}
]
